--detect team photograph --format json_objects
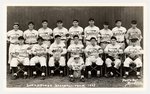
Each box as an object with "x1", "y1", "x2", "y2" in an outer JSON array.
[{"x1": 6, "y1": 6, "x2": 144, "y2": 88}]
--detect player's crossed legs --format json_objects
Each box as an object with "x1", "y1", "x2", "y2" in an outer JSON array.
[
  {"x1": 105, "y1": 57, "x2": 121, "y2": 78},
  {"x1": 30, "y1": 56, "x2": 47, "y2": 80},
  {"x1": 85, "y1": 56, "x2": 104, "y2": 78},
  {"x1": 123, "y1": 57, "x2": 142, "y2": 79},
  {"x1": 10, "y1": 57, "x2": 30, "y2": 80},
  {"x1": 48, "y1": 56, "x2": 66, "y2": 77}
]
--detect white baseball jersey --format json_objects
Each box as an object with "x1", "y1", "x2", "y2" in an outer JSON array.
[
  {"x1": 69, "y1": 26, "x2": 83, "y2": 39},
  {"x1": 49, "y1": 41, "x2": 67, "y2": 58},
  {"x1": 23, "y1": 29, "x2": 38, "y2": 44},
  {"x1": 53, "y1": 27, "x2": 68, "y2": 40},
  {"x1": 85, "y1": 45, "x2": 103, "y2": 58},
  {"x1": 11, "y1": 44, "x2": 31, "y2": 59},
  {"x1": 100, "y1": 28, "x2": 113, "y2": 42},
  {"x1": 104, "y1": 44, "x2": 122, "y2": 58},
  {"x1": 126, "y1": 27, "x2": 142, "y2": 40},
  {"x1": 31, "y1": 44, "x2": 47, "y2": 56},
  {"x1": 124, "y1": 45, "x2": 142, "y2": 56},
  {"x1": 38, "y1": 27, "x2": 53, "y2": 40},
  {"x1": 112, "y1": 26, "x2": 127, "y2": 42},
  {"x1": 84, "y1": 26, "x2": 100, "y2": 40},
  {"x1": 68, "y1": 43, "x2": 84, "y2": 57},
  {"x1": 71, "y1": 58, "x2": 84, "y2": 70},
  {"x1": 7, "y1": 29, "x2": 23, "y2": 43}
]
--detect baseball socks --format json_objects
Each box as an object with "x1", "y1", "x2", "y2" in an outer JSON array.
[
  {"x1": 97, "y1": 65, "x2": 102, "y2": 78},
  {"x1": 11, "y1": 67, "x2": 17, "y2": 80},
  {"x1": 41, "y1": 66, "x2": 46, "y2": 80},
  {"x1": 23, "y1": 66, "x2": 29, "y2": 79},
  {"x1": 80, "y1": 69, "x2": 85, "y2": 82},
  {"x1": 60, "y1": 66, "x2": 64, "y2": 77},
  {"x1": 136, "y1": 67, "x2": 142, "y2": 79},
  {"x1": 123, "y1": 67, "x2": 130, "y2": 78}
]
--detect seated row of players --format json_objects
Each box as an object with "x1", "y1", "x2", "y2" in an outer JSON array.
[{"x1": 9, "y1": 34, "x2": 143, "y2": 82}]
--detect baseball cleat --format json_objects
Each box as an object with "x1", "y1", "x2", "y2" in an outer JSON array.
[
  {"x1": 11, "y1": 75, "x2": 17, "y2": 80},
  {"x1": 137, "y1": 75, "x2": 142, "y2": 79},
  {"x1": 80, "y1": 77, "x2": 85, "y2": 82},
  {"x1": 70, "y1": 77, "x2": 75, "y2": 82},
  {"x1": 24, "y1": 75, "x2": 28, "y2": 79}
]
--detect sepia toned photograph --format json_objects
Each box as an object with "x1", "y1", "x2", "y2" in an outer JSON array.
[{"x1": 6, "y1": 6, "x2": 144, "y2": 88}]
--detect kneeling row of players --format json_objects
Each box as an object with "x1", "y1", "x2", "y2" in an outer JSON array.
[{"x1": 9, "y1": 35, "x2": 143, "y2": 82}]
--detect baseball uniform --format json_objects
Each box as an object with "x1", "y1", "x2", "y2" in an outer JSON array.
[
  {"x1": 10, "y1": 44, "x2": 31, "y2": 76},
  {"x1": 69, "y1": 56, "x2": 85, "y2": 79},
  {"x1": 38, "y1": 27, "x2": 53, "y2": 48},
  {"x1": 23, "y1": 29, "x2": 38, "y2": 45},
  {"x1": 112, "y1": 26, "x2": 127, "y2": 48},
  {"x1": 100, "y1": 28, "x2": 113, "y2": 49},
  {"x1": 69, "y1": 57, "x2": 85, "y2": 71},
  {"x1": 53, "y1": 27, "x2": 69, "y2": 43},
  {"x1": 69, "y1": 26, "x2": 83, "y2": 44},
  {"x1": 30, "y1": 44, "x2": 47, "y2": 67},
  {"x1": 124, "y1": 45, "x2": 143, "y2": 68},
  {"x1": 30, "y1": 43, "x2": 47, "y2": 76},
  {"x1": 85, "y1": 44, "x2": 103, "y2": 66},
  {"x1": 67, "y1": 43, "x2": 84, "y2": 67},
  {"x1": 10, "y1": 44, "x2": 30, "y2": 67},
  {"x1": 7, "y1": 29, "x2": 23, "y2": 64},
  {"x1": 48, "y1": 41, "x2": 67, "y2": 67},
  {"x1": 126, "y1": 27, "x2": 142, "y2": 46},
  {"x1": 104, "y1": 44, "x2": 123, "y2": 69},
  {"x1": 84, "y1": 26, "x2": 100, "y2": 45}
]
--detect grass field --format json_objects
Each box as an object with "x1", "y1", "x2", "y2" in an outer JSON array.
[{"x1": 7, "y1": 73, "x2": 143, "y2": 88}]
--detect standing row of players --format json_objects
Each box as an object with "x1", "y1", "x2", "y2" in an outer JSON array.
[{"x1": 7, "y1": 18, "x2": 143, "y2": 81}]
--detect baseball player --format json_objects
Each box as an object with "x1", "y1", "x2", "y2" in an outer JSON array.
[
  {"x1": 30, "y1": 37, "x2": 47, "y2": 80},
  {"x1": 23, "y1": 21, "x2": 38, "y2": 46},
  {"x1": 38, "y1": 20, "x2": 53, "y2": 49},
  {"x1": 7, "y1": 22, "x2": 23, "y2": 65},
  {"x1": 100, "y1": 22, "x2": 113, "y2": 49},
  {"x1": 53, "y1": 20, "x2": 69, "y2": 45},
  {"x1": 112, "y1": 20, "x2": 127, "y2": 49},
  {"x1": 10, "y1": 36, "x2": 31, "y2": 80},
  {"x1": 85, "y1": 37, "x2": 103, "y2": 78},
  {"x1": 68, "y1": 55, "x2": 85, "y2": 82},
  {"x1": 84, "y1": 18, "x2": 100, "y2": 46},
  {"x1": 67, "y1": 35, "x2": 84, "y2": 77},
  {"x1": 123, "y1": 38, "x2": 143, "y2": 79},
  {"x1": 48, "y1": 35, "x2": 67, "y2": 76},
  {"x1": 69, "y1": 19, "x2": 84, "y2": 44},
  {"x1": 104, "y1": 36, "x2": 123, "y2": 77},
  {"x1": 125, "y1": 20, "x2": 142, "y2": 46}
]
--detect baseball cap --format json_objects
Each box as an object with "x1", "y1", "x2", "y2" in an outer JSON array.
[
  {"x1": 55, "y1": 34, "x2": 61, "y2": 38},
  {"x1": 37, "y1": 36, "x2": 44, "y2": 41},
  {"x1": 14, "y1": 22, "x2": 19, "y2": 26},
  {"x1": 28, "y1": 21, "x2": 34, "y2": 25},
  {"x1": 73, "y1": 19, "x2": 79, "y2": 22},
  {"x1": 103, "y1": 21, "x2": 109, "y2": 25},
  {"x1": 90, "y1": 37, "x2": 96, "y2": 41},
  {"x1": 131, "y1": 20, "x2": 137, "y2": 24},
  {"x1": 115, "y1": 20, "x2": 121, "y2": 23},
  {"x1": 57, "y1": 20, "x2": 63, "y2": 23},
  {"x1": 89, "y1": 18, "x2": 95, "y2": 21},
  {"x1": 111, "y1": 36, "x2": 117, "y2": 40},
  {"x1": 73, "y1": 35, "x2": 79, "y2": 39},
  {"x1": 74, "y1": 55, "x2": 80, "y2": 59},
  {"x1": 18, "y1": 36, "x2": 24, "y2": 40},
  {"x1": 130, "y1": 38, "x2": 139, "y2": 42}
]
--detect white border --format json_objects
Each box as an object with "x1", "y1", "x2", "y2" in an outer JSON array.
[{"x1": 1, "y1": 2, "x2": 148, "y2": 94}]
